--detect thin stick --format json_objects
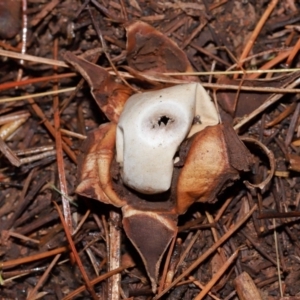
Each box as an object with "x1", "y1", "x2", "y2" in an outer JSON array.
[
  {"x1": 26, "y1": 254, "x2": 61, "y2": 299},
  {"x1": 0, "y1": 137, "x2": 21, "y2": 166},
  {"x1": 194, "y1": 249, "x2": 239, "y2": 300},
  {"x1": 0, "y1": 87, "x2": 76, "y2": 104},
  {"x1": 175, "y1": 231, "x2": 201, "y2": 274},
  {"x1": 53, "y1": 38, "x2": 73, "y2": 234},
  {"x1": 234, "y1": 77, "x2": 300, "y2": 131},
  {"x1": 273, "y1": 219, "x2": 283, "y2": 297},
  {"x1": 286, "y1": 37, "x2": 300, "y2": 66},
  {"x1": 155, "y1": 205, "x2": 257, "y2": 299},
  {"x1": 0, "y1": 73, "x2": 76, "y2": 91},
  {"x1": 72, "y1": 209, "x2": 90, "y2": 236},
  {"x1": 63, "y1": 263, "x2": 134, "y2": 300},
  {"x1": 53, "y1": 202, "x2": 98, "y2": 299},
  {"x1": 214, "y1": 196, "x2": 233, "y2": 222},
  {"x1": 0, "y1": 49, "x2": 69, "y2": 68},
  {"x1": 0, "y1": 111, "x2": 30, "y2": 124},
  {"x1": 234, "y1": 0, "x2": 279, "y2": 78},
  {"x1": 7, "y1": 231, "x2": 40, "y2": 244},
  {"x1": 60, "y1": 129, "x2": 87, "y2": 140},
  {"x1": 27, "y1": 97, "x2": 77, "y2": 164},
  {"x1": 88, "y1": 5, "x2": 138, "y2": 93},
  {"x1": 16, "y1": 0, "x2": 27, "y2": 80},
  {"x1": 189, "y1": 276, "x2": 221, "y2": 300},
  {"x1": 247, "y1": 50, "x2": 291, "y2": 79},
  {"x1": 0, "y1": 247, "x2": 68, "y2": 269},
  {"x1": 19, "y1": 150, "x2": 56, "y2": 165},
  {"x1": 108, "y1": 210, "x2": 122, "y2": 300},
  {"x1": 163, "y1": 67, "x2": 300, "y2": 76},
  {"x1": 158, "y1": 229, "x2": 177, "y2": 293},
  {"x1": 30, "y1": 0, "x2": 60, "y2": 27},
  {"x1": 1, "y1": 48, "x2": 299, "y2": 77}
]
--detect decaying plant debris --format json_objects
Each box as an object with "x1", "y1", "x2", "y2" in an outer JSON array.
[{"x1": 1, "y1": 0, "x2": 300, "y2": 299}]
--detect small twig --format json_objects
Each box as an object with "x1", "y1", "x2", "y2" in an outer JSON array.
[
  {"x1": 15, "y1": 145, "x2": 55, "y2": 156},
  {"x1": 234, "y1": 77, "x2": 300, "y2": 131},
  {"x1": 189, "y1": 276, "x2": 221, "y2": 300},
  {"x1": 53, "y1": 202, "x2": 98, "y2": 300},
  {"x1": 285, "y1": 102, "x2": 300, "y2": 147},
  {"x1": 62, "y1": 263, "x2": 135, "y2": 300},
  {"x1": 155, "y1": 205, "x2": 257, "y2": 299},
  {"x1": 164, "y1": 67, "x2": 300, "y2": 76},
  {"x1": 53, "y1": 38, "x2": 73, "y2": 234},
  {"x1": 181, "y1": 19, "x2": 207, "y2": 49},
  {"x1": 108, "y1": 210, "x2": 122, "y2": 300},
  {"x1": 4, "y1": 172, "x2": 49, "y2": 230},
  {"x1": 27, "y1": 96, "x2": 77, "y2": 164},
  {"x1": 286, "y1": 37, "x2": 300, "y2": 67},
  {"x1": 30, "y1": 0, "x2": 60, "y2": 27},
  {"x1": 19, "y1": 150, "x2": 56, "y2": 165},
  {"x1": 72, "y1": 209, "x2": 90, "y2": 236},
  {"x1": 16, "y1": 0, "x2": 27, "y2": 80},
  {"x1": 0, "y1": 136, "x2": 21, "y2": 167},
  {"x1": 0, "y1": 49, "x2": 69, "y2": 68},
  {"x1": 0, "y1": 87, "x2": 76, "y2": 104},
  {"x1": 60, "y1": 129, "x2": 87, "y2": 140},
  {"x1": 247, "y1": 50, "x2": 291, "y2": 79},
  {"x1": 158, "y1": 229, "x2": 177, "y2": 293},
  {"x1": 273, "y1": 218, "x2": 283, "y2": 297},
  {"x1": 0, "y1": 111, "x2": 30, "y2": 124},
  {"x1": 26, "y1": 254, "x2": 61, "y2": 300},
  {"x1": 194, "y1": 248, "x2": 240, "y2": 300},
  {"x1": 0, "y1": 73, "x2": 76, "y2": 92},
  {"x1": 87, "y1": 5, "x2": 139, "y2": 93},
  {"x1": 175, "y1": 230, "x2": 201, "y2": 274},
  {"x1": 7, "y1": 230, "x2": 40, "y2": 244},
  {"x1": 214, "y1": 196, "x2": 234, "y2": 222},
  {"x1": 0, "y1": 247, "x2": 68, "y2": 269},
  {"x1": 234, "y1": 0, "x2": 279, "y2": 78}
]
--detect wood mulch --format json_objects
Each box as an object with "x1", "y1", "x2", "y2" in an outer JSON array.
[{"x1": 1, "y1": 0, "x2": 300, "y2": 299}]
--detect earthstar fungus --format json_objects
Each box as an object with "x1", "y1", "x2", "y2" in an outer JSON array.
[
  {"x1": 74, "y1": 81, "x2": 254, "y2": 292},
  {"x1": 65, "y1": 21, "x2": 257, "y2": 292},
  {"x1": 116, "y1": 83, "x2": 219, "y2": 194}
]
